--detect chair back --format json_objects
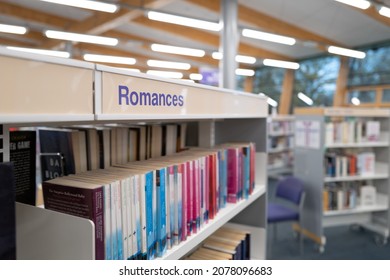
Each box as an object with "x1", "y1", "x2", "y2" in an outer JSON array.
[{"x1": 275, "y1": 176, "x2": 304, "y2": 205}]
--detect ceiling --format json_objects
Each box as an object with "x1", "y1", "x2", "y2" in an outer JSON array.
[{"x1": 0, "y1": 0, "x2": 389, "y2": 79}]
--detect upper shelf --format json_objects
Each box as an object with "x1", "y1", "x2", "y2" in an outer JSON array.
[
  {"x1": 294, "y1": 107, "x2": 390, "y2": 117},
  {"x1": 94, "y1": 65, "x2": 267, "y2": 121},
  {"x1": 0, "y1": 49, "x2": 268, "y2": 125},
  {"x1": 0, "y1": 47, "x2": 95, "y2": 124}
]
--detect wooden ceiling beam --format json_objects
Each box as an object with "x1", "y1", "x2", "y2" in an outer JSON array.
[
  {"x1": 186, "y1": 0, "x2": 343, "y2": 48},
  {"x1": 133, "y1": 15, "x2": 293, "y2": 61},
  {"x1": 0, "y1": 38, "x2": 35, "y2": 48}
]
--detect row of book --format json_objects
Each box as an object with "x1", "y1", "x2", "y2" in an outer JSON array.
[
  {"x1": 324, "y1": 151, "x2": 375, "y2": 177},
  {"x1": 39, "y1": 123, "x2": 187, "y2": 182},
  {"x1": 268, "y1": 120, "x2": 294, "y2": 135},
  {"x1": 323, "y1": 183, "x2": 377, "y2": 211},
  {"x1": 325, "y1": 120, "x2": 381, "y2": 145},
  {"x1": 42, "y1": 142, "x2": 256, "y2": 260},
  {"x1": 183, "y1": 226, "x2": 250, "y2": 260},
  {"x1": 268, "y1": 136, "x2": 294, "y2": 151}
]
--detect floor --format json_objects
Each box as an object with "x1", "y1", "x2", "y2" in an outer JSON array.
[{"x1": 266, "y1": 178, "x2": 390, "y2": 260}]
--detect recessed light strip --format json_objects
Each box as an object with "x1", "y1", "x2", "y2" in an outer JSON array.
[
  {"x1": 212, "y1": 52, "x2": 256, "y2": 64},
  {"x1": 83, "y1": 54, "x2": 136, "y2": 65},
  {"x1": 147, "y1": 11, "x2": 222, "y2": 32},
  {"x1": 151, "y1": 44, "x2": 205, "y2": 57},
  {"x1": 298, "y1": 92, "x2": 314, "y2": 106},
  {"x1": 235, "y1": 68, "x2": 255, "y2": 76},
  {"x1": 242, "y1": 28, "x2": 296, "y2": 46},
  {"x1": 147, "y1": 59, "x2": 191, "y2": 70},
  {"x1": 0, "y1": 23, "x2": 27, "y2": 35},
  {"x1": 45, "y1": 30, "x2": 118, "y2": 46},
  {"x1": 378, "y1": 6, "x2": 390, "y2": 18},
  {"x1": 333, "y1": 0, "x2": 371, "y2": 10},
  {"x1": 327, "y1": 46, "x2": 366, "y2": 59},
  {"x1": 6, "y1": 46, "x2": 70, "y2": 58},
  {"x1": 146, "y1": 70, "x2": 183, "y2": 79},
  {"x1": 263, "y1": 59, "x2": 300, "y2": 70},
  {"x1": 39, "y1": 0, "x2": 118, "y2": 13}
]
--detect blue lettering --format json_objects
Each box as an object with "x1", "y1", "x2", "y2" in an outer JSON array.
[
  {"x1": 166, "y1": 94, "x2": 172, "y2": 106},
  {"x1": 118, "y1": 85, "x2": 129, "y2": 105},
  {"x1": 172, "y1": 95, "x2": 178, "y2": 106},
  {"x1": 151, "y1": 93, "x2": 159, "y2": 106},
  {"x1": 130, "y1": 91, "x2": 138, "y2": 106},
  {"x1": 178, "y1": 95, "x2": 184, "y2": 106},
  {"x1": 140, "y1": 91, "x2": 151, "y2": 106},
  {"x1": 159, "y1": 93, "x2": 166, "y2": 106}
]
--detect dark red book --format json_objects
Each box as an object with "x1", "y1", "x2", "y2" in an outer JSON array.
[{"x1": 42, "y1": 177, "x2": 105, "y2": 260}]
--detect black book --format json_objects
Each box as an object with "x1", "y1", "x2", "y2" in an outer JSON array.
[
  {"x1": 0, "y1": 162, "x2": 16, "y2": 260},
  {"x1": 10, "y1": 130, "x2": 36, "y2": 205},
  {"x1": 39, "y1": 129, "x2": 76, "y2": 181}
]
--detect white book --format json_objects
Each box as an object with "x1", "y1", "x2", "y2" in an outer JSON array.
[
  {"x1": 366, "y1": 121, "x2": 380, "y2": 142},
  {"x1": 358, "y1": 152, "x2": 375, "y2": 175},
  {"x1": 348, "y1": 121, "x2": 355, "y2": 143},
  {"x1": 119, "y1": 177, "x2": 129, "y2": 260},
  {"x1": 325, "y1": 122, "x2": 334, "y2": 145},
  {"x1": 360, "y1": 185, "x2": 376, "y2": 206}
]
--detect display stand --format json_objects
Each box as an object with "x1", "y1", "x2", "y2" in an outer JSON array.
[{"x1": 294, "y1": 107, "x2": 390, "y2": 252}]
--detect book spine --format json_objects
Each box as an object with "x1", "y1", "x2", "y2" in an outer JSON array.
[
  {"x1": 103, "y1": 184, "x2": 112, "y2": 260},
  {"x1": 177, "y1": 164, "x2": 183, "y2": 243},
  {"x1": 227, "y1": 148, "x2": 239, "y2": 203},
  {"x1": 110, "y1": 182, "x2": 118, "y2": 260},
  {"x1": 181, "y1": 162, "x2": 187, "y2": 241},
  {"x1": 186, "y1": 160, "x2": 193, "y2": 236},
  {"x1": 114, "y1": 181, "x2": 123, "y2": 260},
  {"x1": 138, "y1": 174, "x2": 147, "y2": 260},
  {"x1": 145, "y1": 171, "x2": 155, "y2": 259},
  {"x1": 156, "y1": 168, "x2": 167, "y2": 257},
  {"x1": 120, "y1": 179, "x2": 129, "y2": 260}
]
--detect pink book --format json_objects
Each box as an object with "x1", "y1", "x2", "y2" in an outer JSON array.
[
  {"x1": 227, "y1": 147, "x2": 239, "y2": 203},
  {"x1": 181, "y1": 161, "x2": 187, "y2": 241},
  {"x1": 192, "y1": 159, "x2": 200, "y2": 233},
  {"x1": 186, "y1": 160, "x2": 193, "y2": 236}
]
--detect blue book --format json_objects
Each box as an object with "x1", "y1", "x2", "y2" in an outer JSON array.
[{"x1": 156, "y1": 168, "x2": 167, "y2": 257}]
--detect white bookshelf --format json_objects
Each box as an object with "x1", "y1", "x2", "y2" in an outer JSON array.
[
  {"x1": 267, "y1": 115, "x2": 294, "y2": 178},
  {"x1": 294, "y1": 107, "x2": 390, "y2": 251},
  {"x1": 0, "y1": 47, "x2": 269, "y2": 260}
]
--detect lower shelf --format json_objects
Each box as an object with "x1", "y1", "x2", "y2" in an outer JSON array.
[{"x1": 161, "y1": 184, "x2": 266, "y2": 260}]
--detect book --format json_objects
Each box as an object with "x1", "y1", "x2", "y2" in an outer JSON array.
[
  {"x1": 42, "y1": 177, "x2": 105, "y2": 260},
  {"x1": 9, "y1": 130, "x2": 36, "y2": 205},
  {"x1": 39, "y1": 128, "x2": 79, "y2": 179},
  {"x1": 0, "y1": 162, "x2": 16, "y2": 260}
]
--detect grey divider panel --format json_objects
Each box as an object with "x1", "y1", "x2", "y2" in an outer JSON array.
[
  {"x1": 293, "y1": 115, "x2": 325, "y2": 240},
  {"x1": 214, "y1": 118, "x2": 266, "y2": 152},
  {"x1": 16, "y1": 203, "x2": 95, "y2": 260}
]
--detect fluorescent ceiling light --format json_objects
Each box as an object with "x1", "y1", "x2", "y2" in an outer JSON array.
[
  {"x1": 379, "y1": 6, "x2": 390, "y2": 18},
  {"x1": 6, "y1": 46, "x2": 70, "y2": 58},
  {"x1": 147, "y1": 59, "x2": 191, "y2": 70},
  {"x1": 189, "y1": 73, "x2": 203, "y2": 80},
  {"x1": 242, "y1": 28, "x2": 296, "y2": 46},
  {"x1": 334, "y1": 0, "x2": 371, "y2": 10},
  {"x1": 259, "y1": 93, "x2": 278, "y2": 107},
  {"x1": 327, "y1": 46, "x2": 366, "y2": 59},
  {"x1": 235, "y1": 68, "x2": 255, "y2": 76},
  {"x1": 45, "y1": 30, "x2": 118, "y2": 46},
  {"x1": 39, "y1": 0, "x2": 118, "y2": 13},
  {"x1": 263, "y1": 59, "x2": 300, "y2": 70},
  {"x1": 298, "y1": 92, "x2": 314, "y2": 106},
  {"x1": 147, "y1": 11, "x2": 222, "y2": 32},
  {"x1": 146, "y1": 70, "x2": 183, "y2": 79},
  {"x1": 212, "y1": 52, "x2": 256, "y2": 64},
  {"x1": 0, "y1": 23, "x2": 27, "y2": 35},
  {"x1": 351, "y1": 97, "x2": 361, "y2": 105},
  {"x1": 83, "y1": 53, "x2": 136, "y2": 65},
  {"x1": 151, "y1": 43, "x2": 205, "y2": 57}
]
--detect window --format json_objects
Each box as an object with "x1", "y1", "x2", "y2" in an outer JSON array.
[
  {"x1": 382, "y1": 89, "x2": 390, "y2": 103},
  {"x1": 348, "y1": 45, "x2": 390, "y2": 87},
  {"x1": 293, "y1": 56, "x2": 339, "y2": 108},
  {"x1": 253, "y1": 66, "x2": 285, "y2": 104},
  {"x1": 347, "y1": 90, "x2": 376, "y2": 105}
]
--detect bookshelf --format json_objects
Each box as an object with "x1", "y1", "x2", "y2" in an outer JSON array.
[
  {"x1": 294, "y1": 107, "x2": 390, "y2": 252},
  {"x1": 0, "y1": 47, "x2": 268, "y2": 260},
  {"x1": 267, "y1": 115, "x2": 294, "y2": 179}
]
